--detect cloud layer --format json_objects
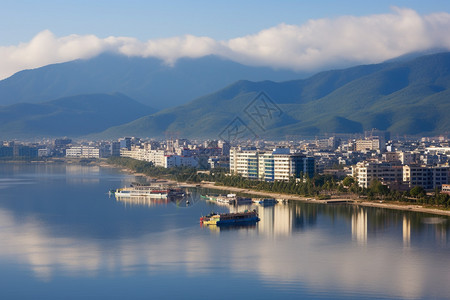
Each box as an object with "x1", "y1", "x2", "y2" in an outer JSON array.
[{"x1": 1, "y1": 7, "x2": 450, "y2": 80}]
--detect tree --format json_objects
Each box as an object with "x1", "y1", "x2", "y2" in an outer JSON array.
[
  {"x1": 342, "y1": 176, "x2": 355, "y2": 187},
  {"x1": 410, "y1": 186, "x2": 425, "y2": 198}
]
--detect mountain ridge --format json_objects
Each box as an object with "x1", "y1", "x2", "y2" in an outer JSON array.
[
  {"x1": 0, "y1": 93, "x2": 155, "y2": 139},
  {"x1": 0, "y1": 54, "x2": 304, "y2": 110},
  {"x1": 96, "y1": 52, "x2": 450, "y2": 139}
]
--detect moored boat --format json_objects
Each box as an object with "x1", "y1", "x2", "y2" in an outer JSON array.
[
  {"x1": 252, "y1": 198, "x2": 278, "y2": 205},
  {"x1": 200, "y1": 210, "x2": 259, "y2": 226},
  {"x1": 113, "y1": 183, "x2": 184, "y2": 198}
]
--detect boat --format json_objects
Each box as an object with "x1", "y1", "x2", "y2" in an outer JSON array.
[
  {"x1": 202, "y1": 194, "x2": 252, "y2": 205},
  {"x1": 235, "y1": 197, "x2": 253, "y2": 205},
  {"x1": 252, "y1": 198, "x2": 278, "y2": 205},
  {"x1": 113, "y1": 183, "x2": 184, "y2": 198},
  {"x1": 200, "y1": 210, "x2": 260, "y2": 226}
]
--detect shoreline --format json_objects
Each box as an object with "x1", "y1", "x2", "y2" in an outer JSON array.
[
  {"x1": 194, "y1": 182, "x2": 450, "y2": 217},
  {"x1": 10, "y1": 159, "x2": 449, "y2": 217}
]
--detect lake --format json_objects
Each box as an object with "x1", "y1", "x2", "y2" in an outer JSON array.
[{"x1": 0, "y1": 163, "x2": 448, "y2": 299}]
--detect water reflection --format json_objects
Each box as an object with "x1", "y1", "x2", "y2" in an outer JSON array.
[
  {"x1": 65, "y1": 165, "x2": 100, "y2": 184},
  {"x1": 352, "y1": 208, "x2": 367, "y2": 245},
  {"x1": 403, "y1": 215, "x2": 411, "y2": 248},
  {"x1": 115, "y1": 196, "x2": 171, "y2": 207},
  {"x1": 0, "y1": 164, "x2": 449, "y2": 299}
]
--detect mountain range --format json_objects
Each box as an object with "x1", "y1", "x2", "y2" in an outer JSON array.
[
  {"x1": 0, "y1": 93, "x2": 154, "y2": 139},
  {"x1": 0, "y1": 54, "x2": 302, "y2": 110},
  {"x1": 1, "y1": 52, "x2": 449, "y2": 139},
  {"x1": 98, "y1": 52, "x2": 450, "y2": 139}
]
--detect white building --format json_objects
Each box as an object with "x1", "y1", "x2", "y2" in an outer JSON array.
[
  {"x1": 120, "y1": 146, "x2": 198, "y2": 168},
  {"x1": 66, "y1": 146, "x2": 100, "y2": 158},
  {"x1": 352, "y1": 161, "x2": 403, "y2": 188},
  {"x1": 230, "y1": 147, "x2": 314, "y2": 181},
  {"x1": 352, "y1": 161, "x2": 449, "y2": 190}
]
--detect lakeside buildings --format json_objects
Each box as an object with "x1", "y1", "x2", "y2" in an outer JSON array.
[
  {"x1": 230, "y1": 147, "x2": 315, "y2": 181},
  {"x1": 1, "y1": 132, "x2": 449, "y2": 191}
]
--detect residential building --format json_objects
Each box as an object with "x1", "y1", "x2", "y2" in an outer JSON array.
[
  {"x1": 352, "y1": 161, "x2": 403, "y2": 188},
  {"x1": 442, "y1": 184, "x2": 450, "y2": 194},
  {"x1": 66, "y1": 146, "x2": 100, "y2": 158},
  {"x1": 230, "y1": 147, "x2": 314, "y2": 181},
  {"x1": 403, "y1": 165, "x2": 449, "y2": 190}
]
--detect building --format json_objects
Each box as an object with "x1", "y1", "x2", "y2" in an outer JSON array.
[
  {"x1": 230, "y1": 147, "x2": 314, "y2": 181},
  {"x1": 38, "y1": 148, "x2": 51, "y2": 157},
  {"x1": 355, "y1": 138, "x2": 382, "y2": 152},
  {"x1": 118, "y1": 137, "x2": 132, "y2": 150},
  {"x1": 403, "y1": 165, "x2": 449, "y2": 190},
  {"x1": 66, "y1": 146, "x2": 100, "y2": 158},
  {"x1": 230, "y1": 147, "x2": 259, "y2": 179},
  {"x1": 442, "y1": 184, "x2": 450, "y2": 194},
  {"x1": 352, "y1": 161, "x2": 403, "y2": 188},
  {"x1": 0, "y1": 146, "x2": 13, "y2": 157},
  {"x1": 164, "y1": 155, "x2": 198, "y2": 168}
]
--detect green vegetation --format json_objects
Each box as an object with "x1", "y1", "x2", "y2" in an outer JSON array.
[{"x1": 107, "y1": 157, "x2": 223, "y2": 183}]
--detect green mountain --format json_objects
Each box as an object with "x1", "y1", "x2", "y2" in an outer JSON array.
[
  {"x1": 0, "y1": 54, "x2": 303, "y2": 110},
  {"x1": 98, "y1": 52, "x2": 450, "y2": 139},
  {"x1": 0, "y1": 93, "x2": 155, "y2": 139}
]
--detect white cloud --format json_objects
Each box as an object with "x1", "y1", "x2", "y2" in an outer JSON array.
[{"x1": 1, "y1": 7, "x2": 450, "y2": 80}]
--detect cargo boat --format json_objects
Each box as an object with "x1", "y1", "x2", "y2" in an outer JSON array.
[{"x1": 200, "y1": 210, "x2": 259, "y2": 226}]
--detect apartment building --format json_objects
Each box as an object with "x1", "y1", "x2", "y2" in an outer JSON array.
[
  {"x1": 403, "y1": 165, "x2": 449, "y2": 190},
  {"x1": 352, "y1": 161, "x2": 403, "y2": 188},
  {"x1": 230, "y1": 147, "x2": 314, "y2": 181},
  {"x1": 353, "y1": 160, "x2": 449, "y2": 190},
  {"x1": 66, "y1": 146, "x2": 100, "y2": 158}
]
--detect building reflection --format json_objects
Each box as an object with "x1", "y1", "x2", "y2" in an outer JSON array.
[
  {"x1": 352, "y1": 207, "x2": 367, "y2": 245},
  {"x1": 65, "y1": 165, "x2": 100, "y2": 184},
  {"x1": 403, "y1": 215, "x2": 411, "y2": 247}
]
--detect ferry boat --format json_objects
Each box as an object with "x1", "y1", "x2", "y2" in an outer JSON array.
[
  {"x1": 113, "y1": 183, "x2": 184, "y2": 198},
  {"x1": 200, "y1": 210, "x2": 260, "y2": 226}
]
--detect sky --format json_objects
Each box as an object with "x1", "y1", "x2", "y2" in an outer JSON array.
[{"x1": 1, "y1": 0, "x2": 450, "y2": 79}]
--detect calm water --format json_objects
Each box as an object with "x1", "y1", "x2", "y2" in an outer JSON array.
[{"x1": 0, "y1": 163, "x2": 449, "y2": 299}]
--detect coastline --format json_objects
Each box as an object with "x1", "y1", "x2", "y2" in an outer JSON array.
[
  {"x1": 15, "y1": 159, "x2": 449, "y2": 217},
  {"x1": 194, "y1": 182, "x2": 450, "y2": 217}
]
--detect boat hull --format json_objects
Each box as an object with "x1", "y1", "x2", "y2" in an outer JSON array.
[{"x1": 201, "y1": 211, "x2": 260, "y2": 226}]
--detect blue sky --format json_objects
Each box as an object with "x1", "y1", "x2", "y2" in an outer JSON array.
[
  {"x1": 2, "y1": 0, "x2": 449, "y2": 44},
  {"x1": 1, "y1": 1, "x2": 450, "y2": 79}
]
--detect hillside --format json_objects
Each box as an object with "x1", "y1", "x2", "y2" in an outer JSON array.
[
  {"x1": 98, "y1": 52, "x2": 450, "y2": 139},
  {"x1": 0, "y1": 93, "x2": 155, "y2": 139},
  {"x1": 0, "y1": 54, "x2": 303, "y2": 110}
]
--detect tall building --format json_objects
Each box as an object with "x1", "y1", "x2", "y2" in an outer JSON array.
[
  {"x1": 118, "y1": 137, "x2": 131, "y2": 150},
  {"x1": 230, "y1": 147, "x2": 314, "y2": 181}
]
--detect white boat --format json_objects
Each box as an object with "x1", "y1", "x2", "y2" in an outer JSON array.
[{"x1": 113, "y1": 183, "x2": 183, "y2": 199}]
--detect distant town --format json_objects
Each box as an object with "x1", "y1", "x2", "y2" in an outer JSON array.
[{"x1": 1, "y1": 129, "x2": 449, "y2": 196}]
